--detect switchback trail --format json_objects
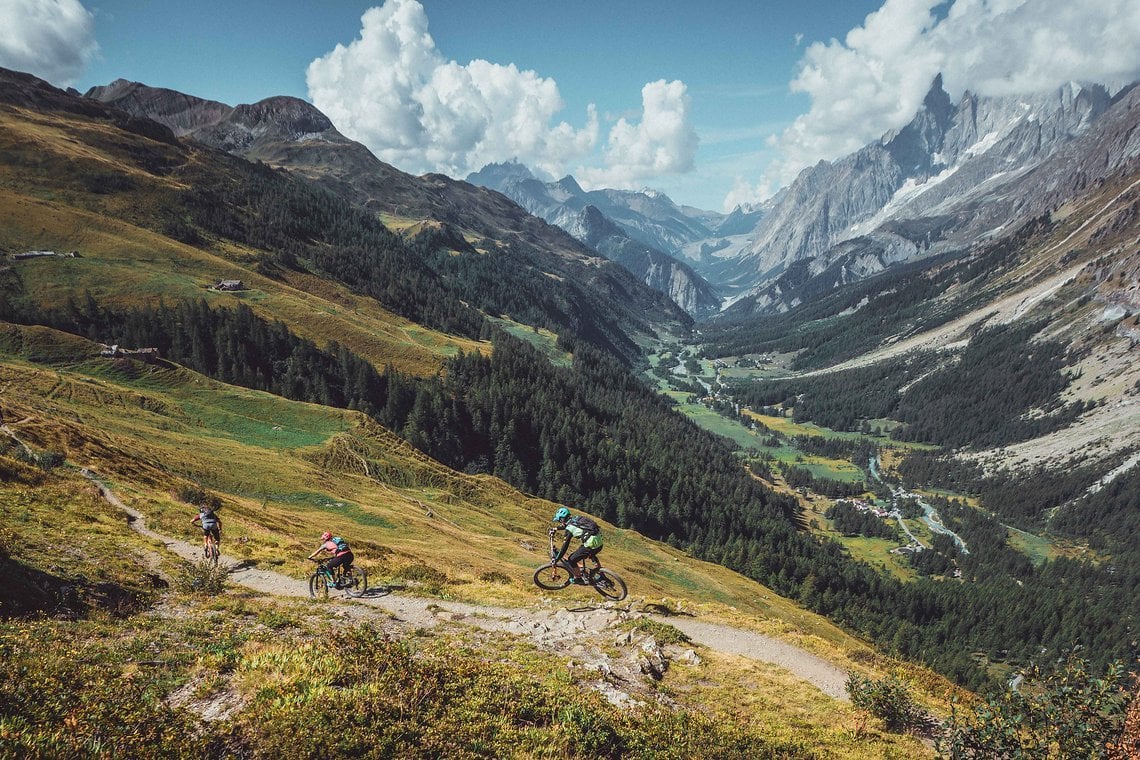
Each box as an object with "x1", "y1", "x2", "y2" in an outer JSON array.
[{"x1": 85, "y1": 470, "x2": 850, "y2": 701}]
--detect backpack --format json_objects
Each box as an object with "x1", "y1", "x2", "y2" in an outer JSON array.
[
  {"x1": 331, "y1": 536, "x2": 350, "y2": 553},
  {"x1": 568, "y1": 515, "x2": 599, "y2": 537},
  {"x1": 198, "y1": 508, "x2": 218, "y2": 530}
]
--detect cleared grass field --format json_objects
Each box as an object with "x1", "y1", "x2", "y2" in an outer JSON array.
[
  {"x1": 0, "y1": 185, "x2": 483, "y2": 379},
  {"x1": 488, "y1": 316, "x2": 571, "y2": 367}
]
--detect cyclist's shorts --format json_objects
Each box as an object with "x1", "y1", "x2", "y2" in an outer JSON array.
[{"x1": 203, "y1": 526, "x2": 221, "y2": 541}]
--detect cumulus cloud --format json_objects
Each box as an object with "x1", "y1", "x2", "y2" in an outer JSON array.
[
  {"x1": 307, "y1": 0, "x2": 697, "y2": 188},
  {"x1": 577, "y1": 79, "x2": 698, "y2": 190},
  {"x1": 0, "y1": 0, "x2": 97, "y2": 87},
  {"x1": 307, "y1": 0, "x2": 601, "y2": 179},
  {"x1": 752, "y1": 0, "x2": 1140, "y2": 203}
]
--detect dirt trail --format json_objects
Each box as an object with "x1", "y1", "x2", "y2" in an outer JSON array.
[{"x1": 85, "y1": 470, "x2": 850, "y2": 701}]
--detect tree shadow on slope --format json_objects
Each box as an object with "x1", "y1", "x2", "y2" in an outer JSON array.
[{"x1": 0, "y1": 554, "x2": 163, "y2": 620}]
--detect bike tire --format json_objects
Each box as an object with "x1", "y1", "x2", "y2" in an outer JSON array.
[
  {"x1": 344, "y1": 566, "x2": 368, "y2": 598},
  {"x1": 591, "y1": 568, "x2": 627, "y2": 601},
  {"x1": 308, "y1": 572, "x2": 329, "y2": 599},
  {"x1": 533, "y1": 563, "x2": 571, "y2": 590}
]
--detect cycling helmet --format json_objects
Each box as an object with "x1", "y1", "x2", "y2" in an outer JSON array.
[
  {"x1": 321, "y1": 531, "x2": 333, "y2": 541},
  {"x1": 553, "y1": 507, "x2": 570, "y2": 522}
]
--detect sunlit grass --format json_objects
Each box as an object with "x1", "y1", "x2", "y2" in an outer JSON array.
[{"x1": 488, "y1": 316, "x2": 571, "y2": 367}]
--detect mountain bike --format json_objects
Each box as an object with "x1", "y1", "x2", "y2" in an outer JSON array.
[
  {"x1": 533, "y1": 531, "x2": 627, "y2": 601},
  {"x1": 308, "y1": 558, "x2": 368, "y2": 599},
  {"x1": 203, "y1": 531, "x2": 220, "y2": 565}
]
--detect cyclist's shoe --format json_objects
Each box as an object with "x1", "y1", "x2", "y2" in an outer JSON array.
[{"x1": 571, "y1": 577, "x2": 587, "y2": 585}]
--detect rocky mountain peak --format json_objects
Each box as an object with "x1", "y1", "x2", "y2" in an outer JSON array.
[
  {"x1": 553, "y1": 175, "x2": 585, "y2": 195},
  {"x1": 881, "y1": 74, "x2": 955, "y2": 173},
  {"x1": 228, "y1": 96, "x2": 335, "y2": 137},
  {"x1": 465, "y1": 160, "x2": 536, "y2": 187},
  {"x1": 84, "y1": 78, "x2": 232, "y2": 136}
]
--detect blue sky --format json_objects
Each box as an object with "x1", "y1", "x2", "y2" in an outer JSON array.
[{"x1": 4, "y1": 0, "x2": 1140, "y2": 211}]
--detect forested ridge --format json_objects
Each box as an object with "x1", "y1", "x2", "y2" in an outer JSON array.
[
  {"x1": 699, "y1": 214, "x2": 1054, "y2": 369},
  {"x1": 729, "y1": 322, "x2": 1085, "y2": 449},
  {"x1": 164, "y1": 151, "x2": 670, "y2": 361}
]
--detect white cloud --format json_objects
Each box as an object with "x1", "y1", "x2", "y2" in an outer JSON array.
[
  {"x1": 754, "y1": 0, "x2": 1140, "y2": 200},
  {"x1": 577, "y1": 80, "x2": 698, "y2": 190},
  {"x1": 307, "y1": 0, "x2": 697, "y2": 189},
  {"x1": 0, "y1": 0, "x2": 97, "y2": 87},
  {"x1": 307, "y1": 0, "x2": 599, "y2": 179}
]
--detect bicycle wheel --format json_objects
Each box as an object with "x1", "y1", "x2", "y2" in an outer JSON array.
[
  {"x1": 591, "y1": 569, "x2": 627, "y2": 601},
  {"x1": 308, "y1": 572, "x2": 329, "y2": 599},
  {"x1": 344, "y1": 566, "x2": 368, "y2": 598},
  {"x1": 208, "y1": 543, "x2": 220, "y2": 565},
  {"x1": 533, "y1": 563, "x2": 571, "y2": 590}
]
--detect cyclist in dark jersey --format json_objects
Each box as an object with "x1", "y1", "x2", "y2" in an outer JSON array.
[{"x1": 191, "y1": 504, "x2": 221, "y2": 555}]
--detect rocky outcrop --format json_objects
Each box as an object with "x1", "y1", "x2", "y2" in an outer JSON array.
[
  {"x1": 468, "y1": 163, "x2": 724, "y2": 314},
  {"x1": 572, "y1": 206, "x2": 722, "y2": 316},
  {"x1": 467, "y1": 161, "x2": 720, "y2": 257}
]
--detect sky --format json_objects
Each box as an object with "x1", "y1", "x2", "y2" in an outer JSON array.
[{"x1": 2, "y1": 0, "x2": 1139, "y2": 212}]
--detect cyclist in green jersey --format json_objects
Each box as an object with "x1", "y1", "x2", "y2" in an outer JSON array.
[{"x1": 550, "y1": 506, "x2": 603, "y2": 584}]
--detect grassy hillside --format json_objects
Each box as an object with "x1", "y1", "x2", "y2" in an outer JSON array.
[{"x1": 0, "y1": 324, "x2": 952, "y2": 756}]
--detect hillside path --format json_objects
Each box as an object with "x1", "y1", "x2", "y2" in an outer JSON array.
[{"x1": 84, "y1": 470, "x2": 849, "y2": 701}]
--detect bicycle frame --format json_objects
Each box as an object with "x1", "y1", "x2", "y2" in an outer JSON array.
[
  {"x1": 313, "y1": 559, "x2": 342, "y2": 586},
  {"x1": 548, "y1": 529, "x2": 601, "y2": 576},
  {"x1": 536, "y1": 530, "x2": 627, "y2": 601}
]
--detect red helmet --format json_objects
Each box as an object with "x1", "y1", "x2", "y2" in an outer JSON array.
[{"x1": 320, "y1": 531, "x2": 333, "y2": 541}]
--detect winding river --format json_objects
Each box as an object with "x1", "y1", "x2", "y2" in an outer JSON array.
[{"x1": 870, "y1": 457, "x2": 969, "y2": 554}]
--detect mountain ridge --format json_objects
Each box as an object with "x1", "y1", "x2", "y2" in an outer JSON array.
[
  {"x1": 82, "y1": 72, "x2": 693, "y2": 361},
  {"x1": 720, "y1": 76, "x2": 1139, "y2": 316}
]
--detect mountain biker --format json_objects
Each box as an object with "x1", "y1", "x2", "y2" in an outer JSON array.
[
  {"x1": 191, "y1": 503, "x2": 221, "y2": 556},
  {"x1": 308, "y1": 531, "x2": 354, "y2": 584},
  {"x1": 550, "y1": 507, "x2": 603, "y2": 584}
]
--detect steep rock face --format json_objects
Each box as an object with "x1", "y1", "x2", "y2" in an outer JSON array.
[
  {"x1": 468, "y1": 162, "x2": 723, "y2": 314},
  {"x1": 725, "y1": 77, "x2": 1133, "y2": 316},
  {"x1": 571, "y1": 206, "x2": 722, "y2": 316}
]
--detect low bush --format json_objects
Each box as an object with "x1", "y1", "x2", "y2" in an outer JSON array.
[
  {"x1": 619, "y1": 618, "x2": 692, "y2": 646},
  {"x1": 939, "y1": 655, "x2": 1130, "y2": 758},
  {"x1": 846, "y1": 672, "x2": 928, "y2": 733},
  {"x1": 174, "y1": 559, "x2": 228, "y2": 595}
]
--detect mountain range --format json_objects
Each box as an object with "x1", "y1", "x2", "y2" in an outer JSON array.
[
  {"x1": 83, "y1": 77, "x2": 694, "y2": 357},
  {"x1": 719, "y1": 76, "x2": 1140, "y2": 315},
  {"x1": 471, "y1": 77, "x2": 1139, "y2": 323}
]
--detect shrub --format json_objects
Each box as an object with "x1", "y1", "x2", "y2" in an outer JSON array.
[
  {"x1": 395, "y1": 562, "x2": 449, "y2": 594},
  {"x1": 478, "y1": 570, "x2": 512, "y2": 584},
  {"x1": 173, "y1": 559, "x2": 228, "y2": 595},
  {"x1": 846, "y1": 672, "x2": 927, "y2": 733},
  {"x1": 939, "y1": 655, "x2": 1130, "y2": 758}
]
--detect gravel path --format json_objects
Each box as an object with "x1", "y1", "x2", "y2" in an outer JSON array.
[{"x1": 86, "y1": 470, "x2": 850, "y2": 701}]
